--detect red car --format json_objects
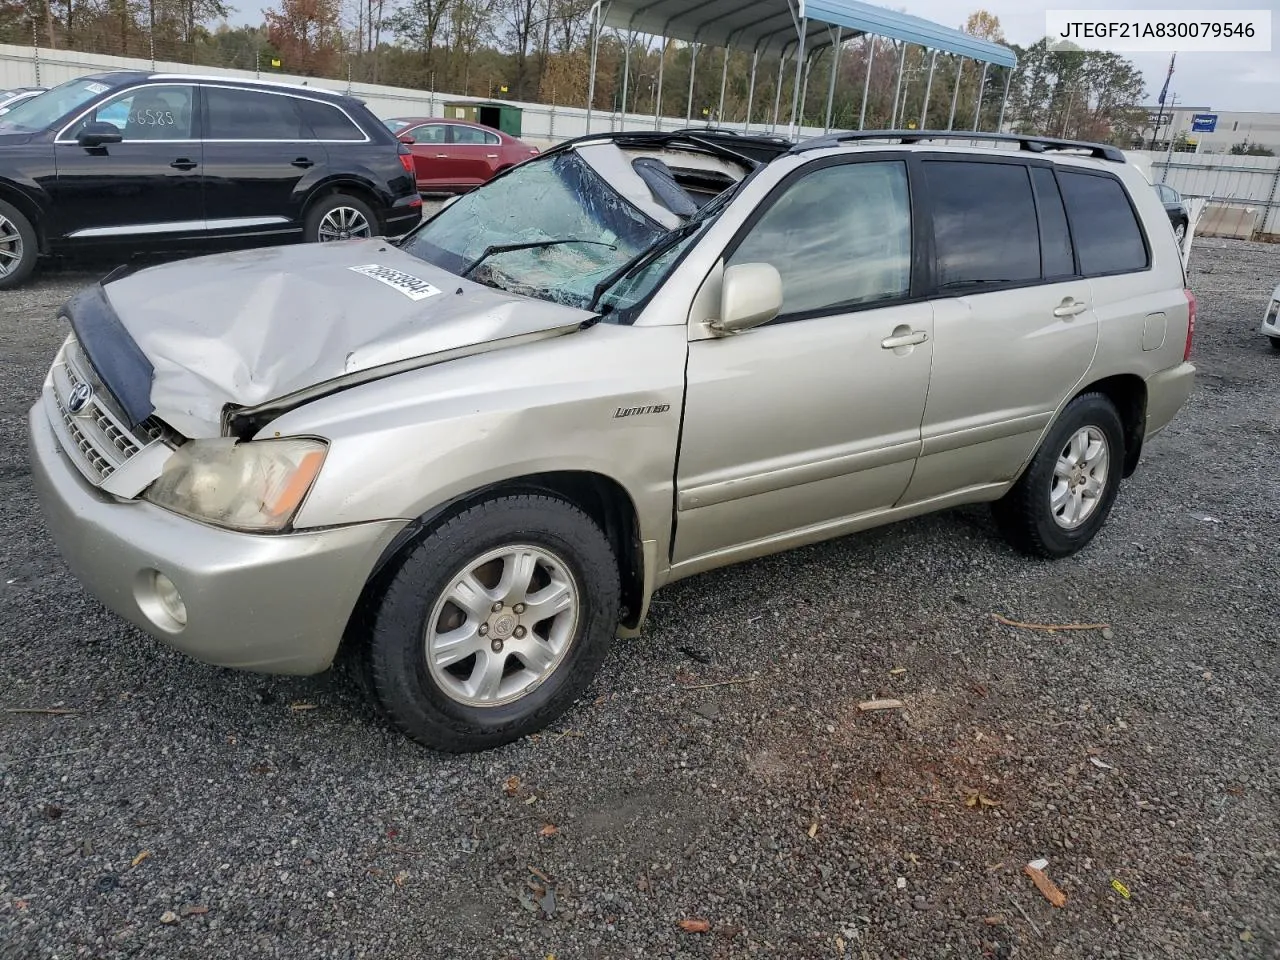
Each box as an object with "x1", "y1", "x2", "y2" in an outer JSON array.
[{"x1": 384, "y1": 117, "x2": 540, "y2": 194}]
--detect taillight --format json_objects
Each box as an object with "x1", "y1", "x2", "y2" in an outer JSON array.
[
  {"x1": 397, "y1": 142, "x2": 414, "y2": 177},
  {"x1": 1183, "y1": 288, "x2": 1196, "y2": 361}
]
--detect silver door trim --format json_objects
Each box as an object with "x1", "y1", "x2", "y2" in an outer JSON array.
[{"x1": 67, "y1": 215, "x2": 292, "y2": 239}]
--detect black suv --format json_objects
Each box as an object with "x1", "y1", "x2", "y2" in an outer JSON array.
[{"x1": 0, "y1": 71, "x2": 423, "y2": 288}]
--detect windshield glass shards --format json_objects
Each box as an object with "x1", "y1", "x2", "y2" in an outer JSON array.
[{"x1": 400, "y1": 150, "x2": 666, "y2": 311}]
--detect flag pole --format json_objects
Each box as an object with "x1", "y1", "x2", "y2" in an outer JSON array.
[{"x1": 1150, "y1": 51, "x2": 1176, "y2": 150}]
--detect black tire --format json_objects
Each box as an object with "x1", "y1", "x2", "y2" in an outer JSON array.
[
  {"x1": 367, "y1": 494, "x2": 620, "y2": 752},
  {"x1": 992, "y1": 392, "x2": 1126, "y2": 559},
  {"x1": 1174, "y1": 221, "x2": 1187, "y2": 244},
  {"x1": 303, "y1": 193, "x2": 378, "y2": 243},
  {"x1": 1269, "y1": 336, "x2": 1280, "y2": 352},
  {"x1": 0, "y1": 198, "x2": 39, "y2": 290}
]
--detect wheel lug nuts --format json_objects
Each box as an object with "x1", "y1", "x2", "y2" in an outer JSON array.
[
  {"x1": 513, "y1": 603, "x2": 525, "y2": 614},
  {"x1": 478, "y1": 624, "x2": 489, "y2": 636},
  {"x1": 514, "y1": 626, "x2": 526, "y2": 639},
  {"x1": 491, "y1": 639, "x2": 504, "y2": 653},
  {"x1": 491, "y1": 601, "x2": 504, "y2": 613}
]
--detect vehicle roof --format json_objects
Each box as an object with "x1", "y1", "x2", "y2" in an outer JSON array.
[
  {"x1": 140, "y1": 72, "x2": 363, "y2": 104},
  {"x1": 388, "y1": 117, "x2": 506, "y2": 127}
]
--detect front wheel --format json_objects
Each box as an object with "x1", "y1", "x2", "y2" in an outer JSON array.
[
  {"x1": 992, "y1": 393, "x2": 1126, "y2": 559},
  {"x1": 0, "y1": 199, "x2": 38, "y2": 290},
  {"x1": 1269, "y1": 336, "x2": 1280, "y2": 352},
  {"x1": 305, "y1": 194, "x2": 377, "y2": 243},
  {"x1": 1174, "y1": 221, "x2": 1187, "y2": 245},
  {"x1": 366, "y1": 494, "x2": 620, "y2": 752}
]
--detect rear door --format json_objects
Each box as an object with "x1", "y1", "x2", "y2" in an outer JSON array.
[
  {"x1": 51, "y1": 82, "x2": 203, "y2": 242},
  {"x1": 198, "y1": 84, "x2": 326, "y2": 238},
  {"x1": 899, "y1": 157, "x2": 1099, "y2": 504},
  {"x1": 447, "y1": 123, "x2": 503, "y2": 187}
]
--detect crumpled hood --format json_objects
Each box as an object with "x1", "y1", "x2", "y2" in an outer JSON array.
[{"x1": 100, "y1": 238, "x2": 593, "y2": 437}]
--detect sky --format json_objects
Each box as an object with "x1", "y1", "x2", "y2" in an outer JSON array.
[
  {"x1": 906, "y1": 0, "x2": 1280, "y2": 112},
  {"x1": 225, "y1": 0, "x2": 1280, "y2": 113}
]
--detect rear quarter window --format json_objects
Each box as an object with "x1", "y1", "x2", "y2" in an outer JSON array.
[
  {"x1": 1057, "y1": 170, "x2": 1150, "y2": 276},
  {"x1": 298, "y1": 99, "x2": 365, "y2": 141}
]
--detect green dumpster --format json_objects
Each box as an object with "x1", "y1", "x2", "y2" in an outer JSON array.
[{"x1": 443, "y1": 100, "x2": 523, "y2": 138}]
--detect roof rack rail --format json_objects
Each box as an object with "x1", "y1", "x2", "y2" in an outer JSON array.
[{"x1": 793, "y1": 129, "x2": 1127, "y2": 163}]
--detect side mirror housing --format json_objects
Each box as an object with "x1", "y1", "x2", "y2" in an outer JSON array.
[
  {"x1": 397, "y1": 132, "x2": 415, "y2": 144},
  {"x1": 78, "y1": 122, "x2": 123, "y2": 148},
  {"x1": 711, "y1": 262, "x2": 783, "y2": 334}
]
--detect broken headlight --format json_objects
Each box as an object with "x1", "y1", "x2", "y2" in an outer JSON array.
[{"x1": 143, "y1": 438, "x2": 327, "y2": 532}]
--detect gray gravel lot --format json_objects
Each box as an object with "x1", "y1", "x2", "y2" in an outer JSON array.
[{"x1": 1, "y1": 238, "x2": 1278, "y2": 959}]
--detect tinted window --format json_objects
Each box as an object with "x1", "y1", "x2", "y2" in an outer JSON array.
[
  {"x1": 298, "y1": 99, "x2": 364, "y2": 140},
  {"x1": 205, "y1": 87, "x2": 306, "y2": 140},
  {"x1": 68, "y1": 84, "x2": 195, "y2": 141},
  {"x1": 1058, "y1": 171, "x2": 1149, "y2": 275},
  {"x1": 1030, "y1": 166, "x2": 1076, "y2": 278},
  {"x1": 925, "y1": 160, "x2": 1039, "y2": 287},
  {"x1": 452, "y1": 125, "x2": 500, "y2": 145},
  {"x1": 728, "y1": 160, "x2": 912, "y2": 316}
]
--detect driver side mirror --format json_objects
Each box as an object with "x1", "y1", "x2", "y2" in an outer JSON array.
[
  {"x1": 397, "y1": 132, "x2": 415, "y2": 144},
  {"x1": 78, "y1": 121, "x2": 123, "y2": 148},
  {"x1": 710, "y1": 262, "x2": 783, "y2": 335}
]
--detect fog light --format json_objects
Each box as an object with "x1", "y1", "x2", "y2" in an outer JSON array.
[{"x1": 153, "y1": 573, "x2": 187, "y2": 628}]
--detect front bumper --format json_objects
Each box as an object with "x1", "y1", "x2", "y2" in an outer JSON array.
[
  {"x1": 1262, "y1": 299, "x2": 1280, "y2": 340},
  {"x1": 28, "y1": 401, "x2": 405, "y2": 675}
]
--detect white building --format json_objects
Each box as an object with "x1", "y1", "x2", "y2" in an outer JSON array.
[{"x1": 1139, "y1": 105, "x2": 1280, "y2": 154}]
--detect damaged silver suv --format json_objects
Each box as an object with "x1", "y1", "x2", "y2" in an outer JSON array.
[{"x1": 29, "y1": 130, "x2": 1197, "y2": 751}]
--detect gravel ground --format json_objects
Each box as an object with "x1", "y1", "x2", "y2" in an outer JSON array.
[{"x1": 1, "y1": 237, "x2": 1278, "y2": 959}]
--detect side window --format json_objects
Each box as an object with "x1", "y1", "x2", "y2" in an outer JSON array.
[
  {"x1": 924, "y1": 160, "x2": 1040, "y2": 288},
  {"x1": 1030, "y1": 166, "x2": 1076, "y2": 279},
  {"x1": 1058, "y1": 171, "x2": 1150, "y2": 276},
  {"x1": 452, "y1": 125, "x2": 499, "y2": 145},
  {"x1": 70, "y1": 85, "x2": 195, "y2": 140},
  {"x1": 411, "y1": 124, "x2": 448, "y2": 144},
  {"x1": 727, "y1": 160, "x2": 912, "y2": 317},
  {"x1": 297, "y1": 99, "x2": 364, "y2": 140},
  {"x1": 204, "y1": 87, "x2": 307, "y2": 140}
]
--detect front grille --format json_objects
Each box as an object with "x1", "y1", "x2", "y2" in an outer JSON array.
[{"x1": 46, "y1": 336, "x2": 171, "y2": 496}]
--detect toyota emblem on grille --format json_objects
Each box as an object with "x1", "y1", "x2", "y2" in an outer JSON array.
[{"x1": 67, "y1": 382, "x2": 94, "y2": 414}]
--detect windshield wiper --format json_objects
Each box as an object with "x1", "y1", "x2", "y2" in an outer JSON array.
[
  {"x1": 588, "y1": 220, "x2": 702, "y2": 311},
  {"x1": 460, "y1": 239, "x2": 618, "y2": 279}
]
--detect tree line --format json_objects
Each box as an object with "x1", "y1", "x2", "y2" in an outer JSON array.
[{"x1": 4, "y1": 2, "x2": 1159, "y2": 145}]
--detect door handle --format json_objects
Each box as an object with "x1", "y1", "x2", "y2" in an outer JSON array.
[
  {"x1": 881, "y1": 330, "x2": 930, "y2": 350},
  {"x1": 1053, "y1": 298, "x2": 1088, "y2": 318},
  {"x1": 436, "y1": 153, "x2": 449, "y2": 158},
  {"x1": 169, "y1": 158, "x2": 198, "y2": 170},
  {"x1": 486, "y1": 153, "x2": 499, "y2": 158},
  {"x1": 291, "y1": 157, "x2": 314, "y2": 168}
]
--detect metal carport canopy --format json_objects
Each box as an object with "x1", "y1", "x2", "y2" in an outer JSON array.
[{"x1": 602, "y1": 0, "x2": 1017, "y2": 65}]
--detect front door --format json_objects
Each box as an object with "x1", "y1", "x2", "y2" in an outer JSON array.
[
  {"x1": 198, "y1": 84, "x2": 323, "y2": 238},
  {"x1": 51, "y1": 82, "x2": 203, "y2": 243},
  {"x1": 403, "y1": 122, "x2": 451, "y2": 191},
  {"x1": 673, "y1": 157, "x2": 934, "y2": 569},
  {"x1": 447, "y1": 123, "x2": 503, "y2": 187}
]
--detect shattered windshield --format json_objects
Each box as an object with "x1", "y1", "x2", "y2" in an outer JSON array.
[{"x1": 400, "y1": 150, "x2": 667, "y2": 310}]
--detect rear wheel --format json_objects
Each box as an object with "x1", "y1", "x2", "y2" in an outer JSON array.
[
  {"x1": 0, "y1": 199, "x2": 38, "y2": 290},
  {"x1": 305, "y1": 194, "x2": 377, "y2": 243},
  {"x1": 992, "y1": 393, "x2": 1126, "y2": 559},
  {"x1": 1270, "y1": 336, "x2": 1280, "y2": 352},
  {"x1": 366, "y1": 494, "x2": 620, "y2": 752}
]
